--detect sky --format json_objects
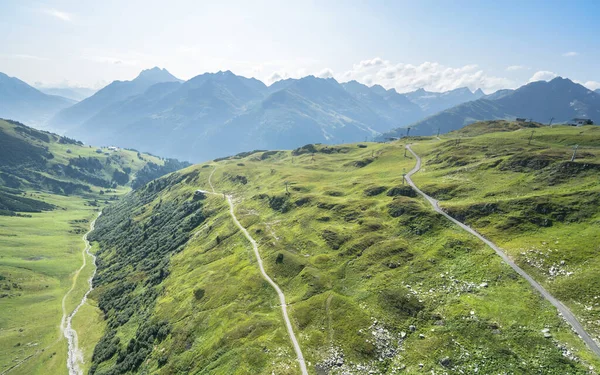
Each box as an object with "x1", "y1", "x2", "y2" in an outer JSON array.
[{"x1": 1, "y1": 0, "x2": 599, "y2": 93}]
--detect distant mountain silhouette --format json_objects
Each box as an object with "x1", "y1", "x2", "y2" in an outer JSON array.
[
  {"x1": 341, "y1": 80, "x2": 423, "y2": 125},
  {"x1": 382, "y1": 77, "x2": 600, "y2": 138},
  {"x1": 41, "y1": 69, "x2": 599, "y2": 161},
  {"x1": 404, "y1": 86, "x2": 484, "y2": 115},
  {"x1": 38, "y1": 86, "x2": 97, "y2": 102},
  {"x1": 0, "y1": 72, "x2": 74, "y2": 127},
  {"x1": 58, "y1": 69, "x2": 486, "y2": 161},
  {"x1": 48, "y1": 67, "x2": 181, "y2": 132},
  {"x1": 65, "y1": 74, "x2": 394, "y2": 161}
]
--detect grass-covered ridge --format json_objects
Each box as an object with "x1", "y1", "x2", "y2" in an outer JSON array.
[
  {"x1": 0, "y1": 118, "x2": 189, "y2": 375},
  {"x1": 89, "y1": 122, "x2": 600, "y2": 374},
  {"x1": 411, "y1": 121, "x2": 600, "y2": 359}
]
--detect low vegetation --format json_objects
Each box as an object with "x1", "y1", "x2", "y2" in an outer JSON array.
[
  {"x1": 87, "y1": 123, "x2": 600, "y2": 374},
  {"x1": 0, "y1": 118, "x2": 186, "y2": 375}
]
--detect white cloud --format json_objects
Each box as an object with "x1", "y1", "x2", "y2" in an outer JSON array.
[
  {"x1": 584, "y1": 81, "x2": 600, "y2": 90},
  {"x1": 506, "y1": 65, "x2": 527, "y2": 71},
  {"x1": 43, "y1": 8, "x2": 72, "y2": 21},
  {"x1": 317, "y1": 68, "x2": 334, "y2": 79},
  {"x1": 562, "y1": 51, "x2": 578, "y2": 57},
  {"x1": 529, "y1": 70, "x2": 558, "y2": 82},
  {"x1": 267, "y1": 71, "x2": 289, "y2": 84},
  {"x1": 338, "y1": 58, "x2": 514, "y2": 93}
]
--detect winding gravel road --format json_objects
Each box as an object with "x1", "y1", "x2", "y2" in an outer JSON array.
[
  {"x1": 202, "y1": 169, "x2": 308, "y2": 374},
  {"x1": 405, "y1": 144, "x2": 600, "y2": 358},
  {"x1": 62, "y1": 213, "x2": 100, "y2": 375}
]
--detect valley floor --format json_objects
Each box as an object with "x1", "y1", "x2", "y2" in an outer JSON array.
[{"x1": 0, "y1": 193, "x2": 107, "y2": 375}]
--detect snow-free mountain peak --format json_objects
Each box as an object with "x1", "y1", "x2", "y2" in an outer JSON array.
[{"x1": 135, "y1": 67, "x2": 181, "y2": 83}]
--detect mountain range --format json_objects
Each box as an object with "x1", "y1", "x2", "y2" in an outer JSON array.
[
  {"x1": 381, "y1": 77, "x2": 600, "y2": 138},
  {"x1": 48, "y1": 67, "x2": 182, "y2": 134},
  {"x1": 0, "y1": 72, "x2": 75, "y2": 127},
  {"x1": 46, "y1": 69, "x2": 486, "y2": 161},
  {"x1": 404, "y1": 86, "x2": 485, "y2": 115},
  {"x1": 2, "y1": 67, "x2": 599, "y2": 162}
]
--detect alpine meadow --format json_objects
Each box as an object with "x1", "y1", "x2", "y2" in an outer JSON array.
[{"x1": 1, "y1": 1, "x2": 600, "y2": 374}]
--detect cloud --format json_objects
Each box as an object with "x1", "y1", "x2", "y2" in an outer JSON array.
[
  {"x1": 43, "y1": 8, "x2": 72, "y2": 21},
  {"x1": 584, "y1": 81, "x2": 600, "y2": 90},
  {"x1": 562, "y1": 51, "x2": 578, "y2": 57},
  {"x1": 529, "y1": 71, "x2": 558, "y2": 82},
  {"x1": 338, "y1": 58, "x2": 514, "y2": 93},
  {"x1": 317, "y1": 68, "x2": 334, "y2": 79},
  {"x1": 506, "y1": 65, "x2": 528, "y2": 71},
  {"x1": 267, "y1": 71, "x2": 289, "y2": 84}
]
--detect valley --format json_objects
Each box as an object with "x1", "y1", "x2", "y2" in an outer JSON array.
[{"x1": 0, "y1": 119, "x2": 188, "y2": 375}]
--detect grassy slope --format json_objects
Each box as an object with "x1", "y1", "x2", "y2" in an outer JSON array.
[
  {"x1": 0, "y1": 119, "x2": 168, "y2": 375},
  {"x1": 90, "y1": 131, "x2": 600, "y2": 374},
  {"x1": 411, "y1": 122, "x2": 600, "y2": 362}
]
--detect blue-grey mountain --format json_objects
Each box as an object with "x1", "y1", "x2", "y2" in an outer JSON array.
[
  {"x1": 48, "y1": 67, "x2": 181, "y2": 133},
  {"x1": 57, "y1": 71, "x2": 477, "y2": 162},
  {"x1": 404, "y1": 86, "x2": 485, "y2": 115},
  {"x1": 382, "y1": 77, "x2": 600, "y2": 138},
  {"x1": 37, "y1": 86, "x2": 97, "y2": 102},
  {"x1": 0, "y1": 72, "x2": 74, "y2": 127}
]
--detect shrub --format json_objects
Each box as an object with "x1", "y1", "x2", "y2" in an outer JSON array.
[{"x1": 364, "y1": 186, "x2": 387, "y2": 196}]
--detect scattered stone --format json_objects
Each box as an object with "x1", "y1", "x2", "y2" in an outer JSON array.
[
  {"x1": 479, "y1": 282, "x2": 488, "y2": 288},
  {"x1": 409, "y1": 325, "x2": 416, "y2": 332},
  {"x1": 419, "y1": 334, "x2": 425, "y2": 339},
  {"x1": 440, "y1": 357, "x2": 452, "y2": 367}
]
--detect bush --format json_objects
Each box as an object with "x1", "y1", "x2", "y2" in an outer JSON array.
[
  {"x1": 379, "y1": 288, "x2": 424, "y2": 318},
  {"x1": 364, "y1": 186, "x2": 387, "y2": 196},
  {"x1": 387, "y1": 185, "x2": 417, "y2": 197},
  {"x1": 321, "y1": 229, "x2": 348, "y2": 250}
]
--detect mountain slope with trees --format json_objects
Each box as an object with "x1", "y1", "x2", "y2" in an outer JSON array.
[{"x1": 0, "y1": 117, "x2": 190, "y2": 374}]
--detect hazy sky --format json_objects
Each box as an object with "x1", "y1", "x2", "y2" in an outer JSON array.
[{"x1": 1, "y1": 0, "x2": 599, "y2": 93}]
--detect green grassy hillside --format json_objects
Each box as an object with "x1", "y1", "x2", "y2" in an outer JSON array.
[
  {"x1": 411, "y1": 121, "x2": 600, "y2": 356},
  {"x1": 0, "y1": 118, "x2": 189, "y2": 375},
  {"x1": 88, "y1": 123, "x2": 600, "y2": 374}
]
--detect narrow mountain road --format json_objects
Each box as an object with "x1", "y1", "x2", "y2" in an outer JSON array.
[
  {"x1": 61, "y1": 213, "x2": 101, "y2": 375},
  {"x1": 405, "y1": 144, "x2": 600, "y2": 358},
  {"x1": 201, "y1": 169, "x2": 308, "y2": 374}
]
